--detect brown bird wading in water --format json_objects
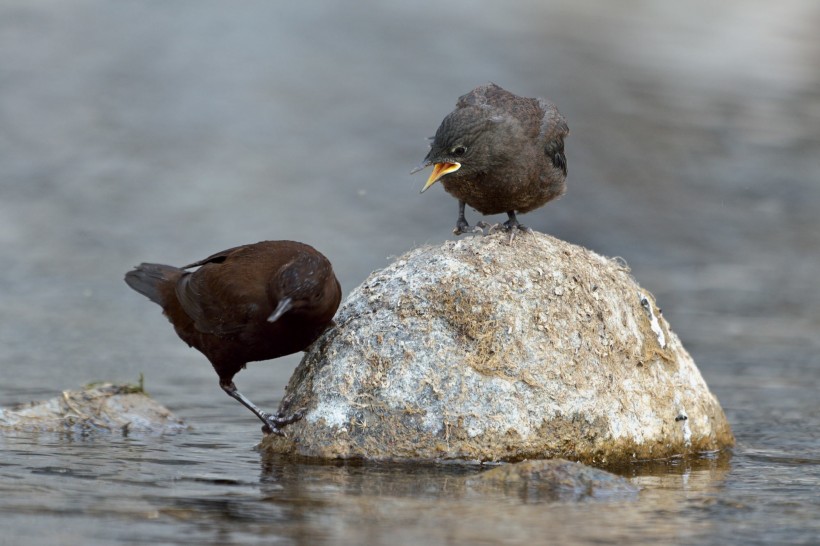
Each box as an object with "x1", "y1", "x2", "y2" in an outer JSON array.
[
  {"x1": 124, "y1": 240, "x2": 341, "y2": 434},
  {"x1": 412, "y1": 83, "x2": 569, "y2": 242}
]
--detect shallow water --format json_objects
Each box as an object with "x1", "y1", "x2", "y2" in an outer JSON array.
[
  {"x1": 1, "y1": 423, "x2": 817, "y2": 545},
  {"x1": 2, "y1": 1, "x2": 819, "y2": 544}
]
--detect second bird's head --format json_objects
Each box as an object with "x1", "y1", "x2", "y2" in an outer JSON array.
[
  {"x1": 412, "y1": 106, "x2": 510, "y2": 193},
  {"x1": 268, "y1": 255, "x2": 339, "y2": 323}
]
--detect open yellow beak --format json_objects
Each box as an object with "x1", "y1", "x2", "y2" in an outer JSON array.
[{"x1": 420, "y1": 162, "x2": 461, "y2": 193}]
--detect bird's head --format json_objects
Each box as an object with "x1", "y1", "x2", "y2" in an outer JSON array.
[
  {"x1": 268, "y1": 255, "x2": 338, "y2": 323},
  {"x1": 412, "y1": 106, "x2": 510, "y2": 192}
]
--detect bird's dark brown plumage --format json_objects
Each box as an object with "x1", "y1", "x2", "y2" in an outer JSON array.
[
  {"x1": 413, "y1": 83, "x2": 569, "y2": 238},
  {"x1": 124, "y1": 240, "x2": 341, "y2": 434}
]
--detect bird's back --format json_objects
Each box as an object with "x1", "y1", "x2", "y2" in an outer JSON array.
[{"x1": 177, "y1": 242, "x2": 310, "y2": 336}]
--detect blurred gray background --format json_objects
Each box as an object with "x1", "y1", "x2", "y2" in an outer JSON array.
[{"x1": 2, "y1": 0, "x2": 818, "y2": 425}]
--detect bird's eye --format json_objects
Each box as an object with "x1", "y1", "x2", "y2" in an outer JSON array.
[{"x1": 451, "y1": 146, "x2": 467, "y2": 157}]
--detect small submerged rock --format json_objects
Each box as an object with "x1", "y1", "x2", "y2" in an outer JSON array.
[
  {"x1": 0, "y1": 382, "x2": 186, "y2": 435},
  {"x1": 469, "y1": 459, "x2": 639, "y2": 502},
  {"x1": 262, "y1": 232, "x2": 734, "y2": 463}
]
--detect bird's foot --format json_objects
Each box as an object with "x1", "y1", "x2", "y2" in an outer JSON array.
[
  {"x1": 260, "y1": 408, "x2": 306, "y2": 436},
  {"x1": 505, "y1": 223, "x2": 532, "y2": 244},
  {"x1": 502, "y1": 216, "x2": 531, "y2": 232},
  {"x1": 485, "y1": 220, "x2": 532, "y2": 244},
  {"x1": 453, "y1": 219, "x2": 486, "y2": 236}
]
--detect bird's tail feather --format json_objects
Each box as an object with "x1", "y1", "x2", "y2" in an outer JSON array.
[{"x1": 124, "y1": 263, "x2": 181, "y2": 305}]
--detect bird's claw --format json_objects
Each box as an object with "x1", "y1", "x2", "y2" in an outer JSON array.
[
  {"x1": 453, "y1": 221, "x2": 486, "y2": 236},
  {"x1": 503, "y1": 221, "x2": 531, "y2": 233},
  {"x1": 484, "y1": 221, "x2": 532, "y2": 244},
  {"x1": 505, "y1": 223, "x2": 532, "y2": 244},
  {"x1": 261, "y1": 408, "x2": 306, "y2": 436}
]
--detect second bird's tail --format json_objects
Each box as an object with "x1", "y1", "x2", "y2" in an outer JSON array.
[{"x1": 124, "y1": 263, "x2": 182, "y2": 306}]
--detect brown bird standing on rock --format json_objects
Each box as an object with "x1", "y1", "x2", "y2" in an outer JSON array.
[
  {"x1": 412, "y1": 83, "x2": 569, "y2": 239},
  {"x1": 124, "y1": 241, "x2": 341, "y2": 434}
]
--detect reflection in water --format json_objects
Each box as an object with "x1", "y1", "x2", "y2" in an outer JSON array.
[{"x1": 252, "y1": 452, "x2": 728, "y2": 544}]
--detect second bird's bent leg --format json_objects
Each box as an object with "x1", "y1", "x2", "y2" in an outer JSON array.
[{"x1": 220, "y1": 380, "x2": 304, "y2": 435}]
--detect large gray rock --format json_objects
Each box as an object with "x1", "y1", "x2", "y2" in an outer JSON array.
[{"x1": 263, "y1": 232, "x2": 733, "y2": 463}]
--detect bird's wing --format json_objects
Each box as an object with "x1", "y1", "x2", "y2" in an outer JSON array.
[
  {"x1": 538, "y1": 100, "x2": 570, "y2": 176},
  {"x1": 546, "y1": 136, "x2": 568, "y2": 176},
  {"x1": 181, "y1": 245, "x2": 248, "y2": 269},
  {"x1": 172, "y1": 272, "x2": 235, "y2": 335},
  {"x1": 176, "y1": 271, "x2": 261, "y2": 336},
  {"x1": 176, "y1": 245, "x2": 264, "y2": 336}
]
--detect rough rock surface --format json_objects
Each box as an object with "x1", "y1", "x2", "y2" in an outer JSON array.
[
  {"x1": 0, "y1": 383, "x2": 187, "y2": 435},
  {"x1": 262, "y1": 232, "x2": 734, "y2": 464}
]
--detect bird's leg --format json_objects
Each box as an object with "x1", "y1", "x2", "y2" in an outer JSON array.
[
  {"x1": 501, "y1": 211, "x2": 532, "y2": 244},
  {"x1": 502, "y1": 210, "x2": 526, "y2": 231},
  {"x1": 453, "y1": 201, "x2": 485, "y2": 236},
  {"x1": 220, "y1": 380, "x2": 305, "y2": 435}
]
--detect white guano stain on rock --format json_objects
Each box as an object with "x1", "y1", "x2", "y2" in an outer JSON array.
[{"x1": 640, "y1": 293, "x2": 667, "y2": 349}]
